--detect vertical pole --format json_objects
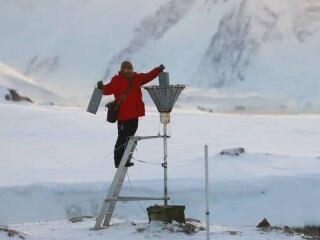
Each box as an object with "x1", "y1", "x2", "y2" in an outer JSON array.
[
  {"x1": 205, "y1": 145, "x2": 210, "y2": 240},
  {"x1": 163, "y1": 122, "x2": 168, "y2": 206}
]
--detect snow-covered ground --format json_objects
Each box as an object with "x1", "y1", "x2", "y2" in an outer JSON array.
[
  {"x1": 1, "y1": 101, "x2": 320, "y2": 235},
  {"x1": 1, "y1": 218, "x2": 307, "y2": 240}
]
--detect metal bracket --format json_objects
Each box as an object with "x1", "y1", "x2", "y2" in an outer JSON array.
[
  {"x1": 131, "y1": 135, "x2": 170, "y2": 141},
  {"x1": 105, "y1": 196, "x2": 170, "y2": 202}
]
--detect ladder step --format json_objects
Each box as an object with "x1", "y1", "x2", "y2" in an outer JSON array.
[{"x1": 105, "y1": 196, "x2": 170, "y2": 201}]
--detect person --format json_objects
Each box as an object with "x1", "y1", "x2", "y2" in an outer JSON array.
[{"x1": 98, "y1": 61, "x2": 165, "y2": 168}]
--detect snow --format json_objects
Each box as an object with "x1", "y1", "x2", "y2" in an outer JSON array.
[
  {"x1": 1, "y1": 218, "x2": 307, "y2": 240},
  {"x1": 2, "y1": 103, "x2": 320, "y2": 186},
  {"x1": 1, "y1": 101, "x2": 320, "y2": 235},
  {"x1": 0, "y1": 86, "x2": 10, "y2": 102},
  {"x1": 0, "y1": 62, "x2": 36, "y2": 85}
]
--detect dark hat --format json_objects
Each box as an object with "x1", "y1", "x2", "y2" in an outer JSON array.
[{"x1": 120, "y1": 61, "x2": 133, "y2": 70}]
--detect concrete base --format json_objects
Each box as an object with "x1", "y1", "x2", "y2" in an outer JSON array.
[{"x1": 147, "y1": 205, "x2": 186, "y2": 224}]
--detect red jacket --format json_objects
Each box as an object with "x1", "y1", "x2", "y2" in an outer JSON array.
[{"x1": 103, "y1": 67, "x2": 160, "y2": 120}]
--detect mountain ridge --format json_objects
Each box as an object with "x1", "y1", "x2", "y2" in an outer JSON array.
[
  {"x1": 0, "y1": 62, "x2": 67, "y2": 105},
  {"x1": 0, "y1": 0, "x2": 319, "y2": 111}
]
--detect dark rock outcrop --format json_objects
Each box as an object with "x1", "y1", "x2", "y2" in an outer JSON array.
[
  {"x1": 5, "y1": 89, "x2": 33, "y2": 103},
  {"x1": 220, "y1": 147, "x2": 246, "y2": 156},
  {"x1": 0, "y1": 225, "x2": 26, "y2": 239},
  {"x1": 257, "y1": 218, "x2": 271, "y2": 228}
]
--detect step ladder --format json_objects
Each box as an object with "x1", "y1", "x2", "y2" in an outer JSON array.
[{"x1": 94, "y1": 135, "x2": 169, "y2": 230}]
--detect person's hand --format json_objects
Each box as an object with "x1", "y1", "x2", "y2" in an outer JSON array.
[
  {"x1": 159, "y1": 64, "x2": 165, "y2": 73},
  {"x1": 97, "y1": 81, "x2": 103, "y2": 90}
]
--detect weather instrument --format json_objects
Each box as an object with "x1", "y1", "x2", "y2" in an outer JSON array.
[{"x1": 94, "y1": 72, "x2": 186, "y2": 229}]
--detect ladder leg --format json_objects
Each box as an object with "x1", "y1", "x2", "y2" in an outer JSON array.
[{"x1": 94, "y1": 138, "x2": 137, "y2": 229}]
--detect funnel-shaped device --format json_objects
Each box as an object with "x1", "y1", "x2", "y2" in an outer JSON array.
[
  {"x1": 144, "y1": 72, "x2": 185, "y2": 123},
  {"x1": 144, "y1": 72, "x2": 185, "y2": 206},
  {"x1": 144, "y1": 85, "x2": 185, "y2": 112}
]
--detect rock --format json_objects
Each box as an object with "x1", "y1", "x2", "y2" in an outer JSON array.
[
  {"x1": 68, "y1": 215, "x2": 94, "y2": 223},
  {"x1": 292, "y1": 225, "x2": 320, "y2": 238},
  {"x1": 257, "y1": 218, "x2": 271, "y2": 228},
  {"x1": 283, "y1": 226, "x2": 294, "y2": 235},
  {"x1": 226, "y1": 230, "x2": 242, "y2": 235},
  {"x1": 197, "y1": 106, "x2": 214, "y2": 113},
  {"x1": 185, "y1": 218, "x2": 201, "y2": 223},
  {"x1": 0, "y1": 225, "x2": 26, "y2": 239},
  {"x1": 220, "y1": 147, "x2": 246, "y2": 156},
  {"x1": 5, "y1": 89, "x2": 33, "y2": 103},
  {"x1": 235, "y1": 105, "x2": 246, "y2": 111}
]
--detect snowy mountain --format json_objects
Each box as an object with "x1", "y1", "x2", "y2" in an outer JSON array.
[
  {"x1": 197, "y1": 0, "x2": 320, "y2": 87},
  {"x1": 0, "y1": 62, "x2": 68, "y2": 105},
  {"x1": 0, "y1": 0, "x2": 163, "y2": 101},
  {"x1": 0, "y1": 0, "x2": 319, "y2": 111}
]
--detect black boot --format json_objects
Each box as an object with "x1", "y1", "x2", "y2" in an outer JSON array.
[
  {"x1": 115, "y1": 160, "x2": 134, "y2": 168},
  {"x1": 125, "y1": 162, "x2": 134, "y2": 167}
]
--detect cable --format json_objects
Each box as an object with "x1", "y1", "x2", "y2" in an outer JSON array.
[
  {"x1": 104, "y1": 141, "x2": 128, "y2": 159},
  {"x1": 131, "y1": 157, "x2": 162, "y2": 166},
  {"x1": 104, "y1": 135, "x2": 138, "y2": 160},
  {"x1": 126, "y1": 171, "x2": 148, "y2": 216}
]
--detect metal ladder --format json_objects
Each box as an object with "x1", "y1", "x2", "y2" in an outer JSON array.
[{"x1": 94, "y1": 135, "x2": 169, "y2": 230}]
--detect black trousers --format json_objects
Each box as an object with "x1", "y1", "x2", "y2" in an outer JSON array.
[{"x1": 114, "y1": 118, "x2": 138, "y2": 168}]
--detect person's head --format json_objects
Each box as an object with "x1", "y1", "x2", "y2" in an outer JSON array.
[{"x1": 120, "y1": 61, "x2": 134, "y2": 79}]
